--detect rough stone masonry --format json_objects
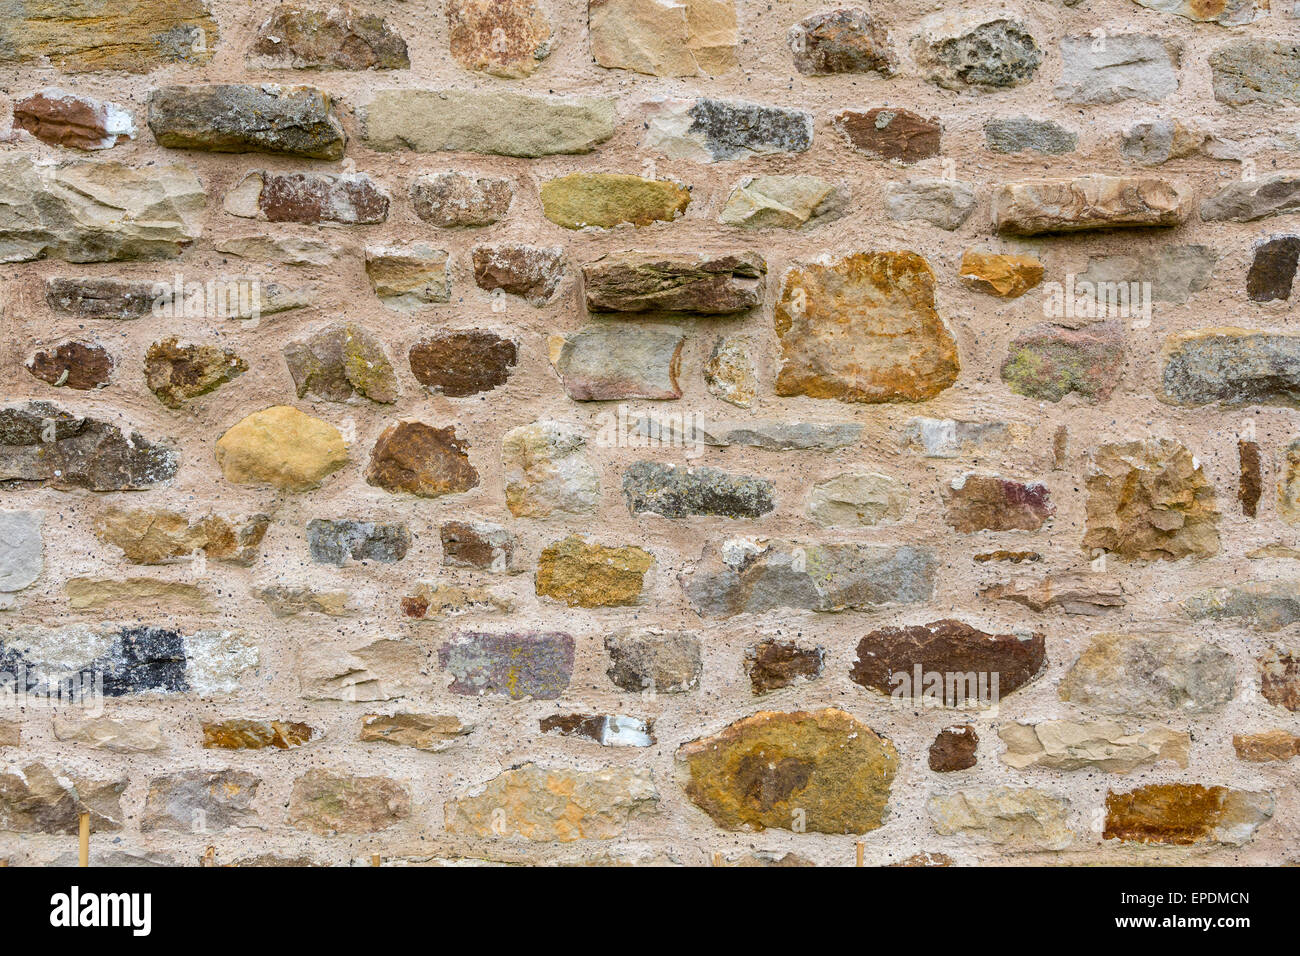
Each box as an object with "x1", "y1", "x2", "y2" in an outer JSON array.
[{"x1": 0, "y1": 0, "x2": 1297, "y2": 868}]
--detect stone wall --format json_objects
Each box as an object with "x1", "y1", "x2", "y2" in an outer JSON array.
[{"x1": 0, "y1": 0, "x2": 1297, "y2": 866}]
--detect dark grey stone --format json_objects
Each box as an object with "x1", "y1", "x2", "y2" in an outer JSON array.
[
  {"x1": 985, "y1": 117, "x2": 1076, "y2": 155},
  {"x1": 148, "y1": 84, "x2": 346, "y2": 159},
  {"x1": 623, "y1": 461, "x2": 775, "y2": 519},
  {"x1": 306, "y1": 519, "x2": 411, "y2": 565}
]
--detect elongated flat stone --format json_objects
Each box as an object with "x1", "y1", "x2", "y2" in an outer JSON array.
[
  {"x1": 1104, "y1": 784, "x2": 1273, "y2": 846},
  {"x1": 1200, "y1": 173, "x2": 1300, "y2": 223},
  {"x1": 628, "y1": 417, "x2": 861, "y2": 451},
  {"x1": 148, "y1": 84, "x2": 345, "y2": 159},
  {"x1": 1000, "y1": 721, "x2": 1188, "y2": 773},
  {"x1": 1183, "y1": 582, "x2": 1300, "y2": 632},
  {"x1": 583, "y1": 252, "x2": 764, "y2": 314},
  {"x1": 541, "y1": 173, "x2": 690, "y2": 229},
  {"x1": 549, "y1": 325, "x2": 684, "y2": 400},
  {"x1": 439, "y1": 631, "x2": 574, "y2": 699},
  {"x1": 13, "y1": 88, "x2": 134, "y2": 150},
  {"x1": 993, "y1": 175, "x2": 1187, "y2": 234},
  {"x1": 1060, "y1": 631, "x2": 1236, "y2": 715},
  {"x1": 225, "y1": 170, "x2": 389, "y2": 224},
  {"x1": 1055, "y1": 34, "x2": 1180, "y2": 104},
  {"x1": 645, "y1": 98, "x2": 813, "y2": 162},
  {"x1": 944, "y1": 474, "x2": 1053, "y2": 532},
  {"x1": 622, "y1": 461, "x2": 774, "y2": 518},
  {"x1": 0, "y1": 403, "x2": 176, "y2": 491},
  {"x1": 45, "y1": 277, "x2": 166, "y2": 319},
  {"x1": 1161, "y1": 329, "x2": 1300, "y2": 408}
]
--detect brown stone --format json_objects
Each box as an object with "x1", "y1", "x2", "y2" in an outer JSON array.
[
  {"x1": 203, "y1": 719, "x2": 317, "y2": 750},
  {"x1": 440, "y1": 520, "x2": 516, "y2": 573},
  {"x1": 0, "y1": 762, "x2": 125, "y2": 834},
  {"x1": 250, "y1": 2, "x2": 409, "y2": 69},
  {"x1": 0, "y1": 722, "x2": 18, "y2": 747},
  {"x1": 1234, "y1": 730, "x2": 1300, "y2": 762},
  {"x1": 833, "y1": 108, "x2": 941, "y2": 163},
  {"x1": 288, "y1": 769, "x2": 411, "y2": 834},
  {"x1": 890, "y1": 852, "x2": 954, "y2": 867},
  {"x1": 13, "y1": 89, "x2": 134, "y2": 150},
  {"x1": 45, "y1": 277, "x2": 163, "y2": 319},
  {"x1": 365, "y1": 421, "x2": 479, "y2": 498},
  {"x1": 283, "y1": 323, "x2": 398, "y2": 404},
  {"x1": 944, "y1": 474, "x2": 1053, "y2": 532},
  {"x1": 472, "y1": 243, "x2": 565, "y2": 306},
  {"x1": 678, "y1": 708, "x2": 897, "y2": 833},
  {"x1": 536, "y1": 535, "x2": 653, "y2": 608},
  {"x1": 412, "y1": 172, "x2": 513, "y2": 227},
  {"x1": 360, "y1": 713, "x2": 472, "y2": 751},
  {"x1": 850, "y1": 620, "x2": 1046, "y2": 706},
  {"x1": 930, "y1": 725, "x2": 978, "y2": 772},
  {"x1": 974, "y1": 550, "x2": 1041, "y2": 563},
  {"x1": 1259, "y1": 647, "x2": 1299, "y2": 712},
  {"x1": 539, "y1": 714, "x2": 656, "y2": 747},
  {"x1": 1240, "y1": 439, "x2": 1261, "y2": 518},
  {"x1": 959, "y1": 248, "x2": 1045, "y2": 298},
  {"x1": 26, "y1": 342, "x2": 112, "y2": 390},
  {"x1": 993, "y1": 175, "x2": 1187, "y2": 235},
  {"x1": 225, "y1": 170, "x2": 389, "y2": 224},
  {"x1": 583, "y1": 252, "x2": 765, "y2": 314},
  {"x1": 144, "y1": 338, "x2": 247, "y2": 407},
  {"x1": 94, "y1": 506, "x2": 268, "y2": 566},
  {"x1": 788, "y1": 8, "x2": 894, "y2": 75},
  {"x1": 1103, "y1": 784, "x2": 1273, "y2": 846},
  {"x1": 410, "y1": 331, "x2": 518, "y2": 397},
  {"x1": 980, "y1": 572, "x2": 1126, "y2": 615},
  {"x1": 744, "y1": 640, "x2": 824, "y2": 694},
  {"x1": 447, "y1": 0, "x2": 553, "y2": 78},
  {"x1": 774, "y1": 252, "x2": 959, "y2": 403}
]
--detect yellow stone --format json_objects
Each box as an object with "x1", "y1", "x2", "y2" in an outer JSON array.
[
  {"x1": 215, "y1": 405, "x2": 348, "y2": 491},
  {"x1": 535, "y1": 535, "x2": 653, "y2": 607},
  {"x1": 959, "y1": 248, "x2": 1045, "y2": 298},
  {"x1": 540, "y1": 173, "x2": 690, "y2": 229}
]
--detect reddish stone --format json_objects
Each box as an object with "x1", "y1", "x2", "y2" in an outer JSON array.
[
  {"x1": 1260, "y1": 649, "x2": 1299, "y2": 712},
  {"x1": 13, "y1": 90, "x2": 133, "y2": 150},
  {"x1": 365, "y1": 422, "x2": 479, "y2": 498},
  {"x1": 929, "y1": 725, "x2": 978, "y2": 772},
  {"x1": 834, "y1": 108, "x2": 941, "y2": 163},
  {"x1": 26, "y1": 342, "x2": 113, "y2": 390},
  {"x1": 409, "y1": 331, "x2": 517, "y2": 397},
  {"x1": 944, "y1": 475, "x2": 1053, "y2": 532},
  {"x1": 471, "y1": 244, "x2": 564, "y2": 306},
  {"x1": 744, "y1": 639, "x2": 824, "y2": 694}
]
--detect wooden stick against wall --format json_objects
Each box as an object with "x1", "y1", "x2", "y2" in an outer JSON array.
[
  {"x1": 371, "y1": 853, "x2": 381, "y2": 867},
  {"x1": 78, "y1": 812, "x2": 89, "y2": 867},
  {"x1": 856, "y1": 842, "x2": 865, "y2": 867}
]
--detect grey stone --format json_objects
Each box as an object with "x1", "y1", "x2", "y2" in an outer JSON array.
[
  {"x1": 412, "y1": 172, "x2": 513, "y2": 227},
  {"x1": 1161, "y1": 329, "x2": 1300, "y2": 408},
  {"x1": 605, "y1": 629, "x2": 701, "y2": 693},
  {"x1": 0, "y1": 763, "x2": 126, "y2": 834},
  {"x1": 1200, "y1": 172, "x2": 1300, "y2": 222},
  {"x1": 214, "y1": 235, "x2": 340, "y2": 267},
  {"x1": 284, "y1": 323, "x2": 398, "y2": 403},
  {"x1": 0, "y1": 511, "x2": 42, "y2": 602},
  {"x1": 902, "y1": 418, "x2": 1030, "y2": 458},
  {"x1": 1055, "y1": 34, "x2": 1180, "y2": 104},
  {"x1": 1076, "y1": 244, "x2": 1216, "y2": 305},
  {"x1": 306, "y1": 519, "x2": 411, "y2": 565},
  {"x1": 439, "y1": 631, "x2": 574, "y2": 700},
  {"x1": 1134, "y1": 0, "x2": 1267, "y2": 25},
  {"x1": 628, "y1": 417, "x2": 862, "y2": 452},
  {"x1": 549, "y1": 325, "x2": 684, "y2": 401},
  {"x1": 807, "y1": 472, "x2": 908, "y2": 527},
  {"x1": 622, "y1": 461, "x2": 775, "y2": 518},
  {"x1": 45, "y1": 277, "x2": 168, "y2": 319},
  {"x1": 1183, "y1": 582, "x2": 1300, "y2": 632},
  {"x1": 1210, "y1": 40, "x2": 1300, "y2": 106},
  {"x1": 1119, "y1": 119, "x2": 1205, "y2": 165},
  {"x1": 984, "y1": 117, "x2": 1077, "y2": 155},
  {"x1": 911, "y1": 11, "x2": 1042, "y2": 91},
  {"x1": 884, "y1": 179, "x2": 976, "y2": 230},
  {"x1": 1059, "y1": 631, "x2": 1237, "y2": 715},
  {"x1": 142, "y1": 770, "x2": 261, "y2": 832},
  {"x1": 148, "y1": 84, "x2": 345, "y2": 159},
  {"x1": 645, "y1": 98, "x2": 813, "y2": 162}
]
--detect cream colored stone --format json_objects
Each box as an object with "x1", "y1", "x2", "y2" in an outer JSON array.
[{"x1": 999, "y1": 721, "x2": 1189, "y2": 773}]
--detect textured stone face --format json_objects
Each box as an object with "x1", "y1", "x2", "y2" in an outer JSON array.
[
  {"x1": 94, "y1": 507, "x2": 267, "y2": 566},
  {"x1": 257, "y1": 587, "x2": 351, "y2": 618},
  {"x1": 1259, "y1": 647, "x2": 1299, "y2": 712},
  {"x1": 591, "y1": 0, "x2": 736, "y2": 76},
  {"x1": 645, "y1": 98, "x2": 813, "y2": 162},
  {"x1": 502, "y1": 420, "x2": 599, "y2": 517},
  {"x1": 930, "y1": 725, "x2": 978, "y2": 772},
  {"x1": 1000, "y1": 721, "x2": 1188, "y2": 773},
  {"x1": 148, "y1": 84, "x2": 345, "y2": 159},
  {"x1": 542, "y1": 173, "x2": 690, "y2": 229},
  {"x1": 903, "y1": 418, "x2": 1030, "y2": 459},
  {"x1": 364, "y1": 244, "x2": 450, "y2": 309},
  {"x1": 851, "y1": 620, "x2": 1046, "y2": 706},
  {"x1": 0, "y1": 511, "x2": 42, "y2": 604},
  {"x1": 142, "y1": 770, "x2": 260, "y2": 832},
  {"x1": 215, "y1": 234, "x2": 340, "y2": 266},
  {"x1": 1104, "y1": 784, "x2": 1273, "y2": 846},
  {"x1": 1200, "y1": 173, "x2": 1300, "y2": 223},
  {"x1": 993, "y1": 175, "x2": 1187, "y2": 235},
  {"x1": 144, "y1": 338, "x2": 247, "y2": 407},
  {"x1": 911, "y1": 11, "x2": 1041, "y2": 90},
  {"x1": 583, "y1": 252, "x2": 764, "y2": 314},
  {"x1": 284, "y1": 323, "x2": 397, "y2": 403},
  {"x1": 943, "y1": 475, "x2": 1053, "y2": 532},
  {"x1": 45, "y1": 277, "x2": 163, "y2": 319},
  {"x1": 960, "y1": 249, "x2": 1045, "y2": 298},
  {"x1": 745, "y1": 640, "x2": 823, "y2": 694},
  {"x1": 53, "y1": 716, "x2": 164, "y2": 753},
  {"x1": 446, "y1": 764, "x2": 658, "y2": 840},
  {"x1": 606, "y1": 629, "x2": 701, "y2": 693},
  {"x1": 928, "y1": 788, "x2": 1072, "y2": 850},
  {"x1": 678, "y1": 708, "x2": 897, "y2": 833},
  {"x1": 980, "y1": 572, "x2": 1126, "y2": 616},
  {"x1": 1056, "y1": 34, "x2": 1180, "y2": 103},
  {"x1": 0, "y1": 0, "x2": 218, "y2": 72},
  {"x1": 412, "y1": 172, "x2": 512, "y2": 226},
  {"x1": 216, "y1": 406, "x2": 348, "y2": 491},
  {"x1": 1210, "y1": 40, "x2": 1300, "y2": 106},
  {"x1": 703, "y1": 335, "x2": 756, "y2": 406},
  {"x1": 365, "y1": 421, "x2": 478, "y2": 498},
  {"x1": 441, "y1": 521, "x2": 516, "y2": 573},
  {"x1": 1083, "y1": 439, "x2": 1220, "y2": 561},
  {"x1": 1120, "y1": 119, "x2": 1205, "y2": 165},
  {"x1": 288, "y1": 770, "x2": 410, "y2": 834},
  {"x1": 365, "y1": 90, "x2": 616, "y2": 157},
  {"x1": 472, "y1": 243, "x2": 565, "y2": 305},
  {"x1": 886, "y1": 179, "x2": 976, "y2": 231},
  {"x1": 1248, "y1": 237, "x2": 1300, "y2": 303},
  {"x1": 307, "y1": 519, "x2": 410, "y2": 565},
  {"x1": 0, "y1": 762, "x2": 126, "y2": 834},
  {"x1": 1161, "y1": 330, "x2": 1300, "y2": 408},
  {"x1": 1183, "y1": 582, "x2": 1300, "y2": 632},
  {"x1": 203, "y1": 719, "x2": 317, "y2": 750},
  {"x1": 833, "y1": 108, "x2": 940, "y2": 163},
  {"x1": 361, "y1": 713, "x2": 472, "y2": 751},
  {"x1": 410, "y1": 331, "x2": 517, "y2": 397},
  {"x1": 13, "y1": 89, "x2": 134, "y2": 149},
  {"x1": 622, "y1": 461, "x2": 774, "y2": 518},
  {"x1": 1240, "y1": 439, "x2": 1262, "y2": 518},
  {"x1": 719, "y1": 176, "x2": 846, "y2": 229},
  {"x1": 439, "y1": 631, "x2": 574, "y2": 699},
  {"x1": 536, "y1": 535, "x2": 653, "y2": 607},
  {"x1": 0, "y1": 403, "x2": 177, "y2": 491},
  {"x1": 1234, "y1": 730, "x2": 1300, "y2": 762},
  {"x1": 297, "y1": 638, "x2": 427, "y2": 702},
  {"x1": 1280, "y1": 442, "x2": 1300, "y2": 528},
  {"x1": 447, "y1": 0, "x2": 552, "y2": 77},
  {"x1": 1136, "y1": 0, "x2": 1267, "y2": 23},
  {"x1": 1001, "y1": 320, "x2": 1127, "y2": 403},
  {"x1": 1060, "y1": 632, "x2": 1237, "y2": 715},
  {"x1": 774, "y1": 252, "x2": 960, "y2": 403},
  {"x1": 549, "y1": 325, "x2": 684, "y2": 400},
  {"x1": 807, "y1": 472, "x2": 908, "y2": 527},
  {"x1": 682, "y1": 540, "x2": 937, "y2": 617},
  {"x1": 26, "y1": 341, "x2": 112, "y2": 390},
  {"x1": 250, "y1": 2, "x2": 409, "y2": 69},
  {"x1": 1075, "y1": 244, "x2": 1216, "y2": 305},
  {"x1": 984, "y1": 117, "x2": 1076, "y2": 155},
  {"x1": 226, "y1": 170, "x2": 389, "y2": 224},
  {"x1": 787, "y1": 9, "x2": 893, "y2": 75}
]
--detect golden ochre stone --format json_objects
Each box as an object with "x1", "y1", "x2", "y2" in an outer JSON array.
[
  {"x1": 215, "y1": 405, "x2": 348, "y2": 491},
  {"x1": 541, "y1": 173, "x2": 690, "y2": 229},
  {"x1": 678, "y1": 708, "x2": 897, "y2": 833},
  {"x1": 1104, "y1": 783, "x2": 1273, "y2": 846},
  {"x1": 535, "y1": 535, "x2": 653, "y2": 607},
  {"x1": 959, "y1": 248, "x2": 1045, "y2": 298}
]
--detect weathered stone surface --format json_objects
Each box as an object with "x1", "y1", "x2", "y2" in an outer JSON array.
[
  {"x1": 225, "y1": 170, "x2": 389, "y2": 224},
  {"x1": 412, "y1": 172, "x2": 512, "y2": 227},
  {"x1": 441, "y1": 521, "x2": 516, "y2": 574},
  {"x1": 26, "y1": 342, "x2": 111, "y2": 391},
  {"x1": 289, "y1": 769, "x2": 410, "y2": 834},
  {"x1": 591, "y1": 0, "x2": 735, "y2": 76},
  {"x1": 364, "y1": 243, "x2": 449, "y2": 309},
  {"x1": 1210, "y1": 40, "x2": 1300, "y2": 106},
  {"x1": 959, "y1": 248, "x2": 1045, "y2": 298},
  {"x1": 540, "y1": 713, "x2": 655, "y2": 747},
  {"x1": 606, "y1": 629, "x2": 700, "y2": 693},
  {"x1": 944, "y1": 474, "x2": 1053, "y2": 533},
  {"x1": 1248, "y1": 236, "x2": 1299, "y2": 303},
  {"x1": 1000, "y1": 721, "x2": 1188, "y2": 773},
  {"x1": 1120, "y1": 119, "x2": 1205, "y2": 165},
  {"x1": 65, "y1": 577, "x2": 210, "y2": 611},
  {"x1": 885, "y1": 179, "x2": 976, "y2": 230},
  {"x1": 1161, "y1": 329, "x2": 1300, "y2": 408},
  {"x1": 250, "y1": 2, "x2": 409, "y2": 69},
  {"x1": 930, "y1": 725, "x2": 978, "y2": 772},
  {"x1": 0, "y1": 762, "x2": 125, "y2": 833},
  {"x1": 703, "y1": 335, "x2": 755, "y2": 407},
  {"x1": 473, "y1": 243, "x2": 564, "y2": 306},
  {"x1": 627, "y1": 417, "x2": 861, "y2": 452},
  {"x1": 448, "y1": 0, "x2": 552, "y2": 77},
  {"x1": 542, "y1": 173, "x2": 690, "y2": 229},
  {"x1": 1281, "y1": 442, "x2": 1300, "y2": 527},
  {"x1": 142, "y1": 769, "x2": 260, "y2": 832},
  {"x1": 745, "y1": 640, "x2": 823, "y2": 694},
  {"x1": 439, "y1": 631, "x2": 574, "y2": 700},
  {"x1": 1083, "y1": 439, "x2": 1220, "y2": 561},
  {"x1": 679, "y1": 709, "x2": 896, "y2": 833},
  {"x1": 1234, "y1": 730, "x2": 1300, "y2": 762},
  {"x1": 1184, "y1": 582, "x2": 1300, "y2": 632},
  {"x1": 143, "y1": 338, "x2": 246, "y2": 407},
  {"x1": 257, "y1": 586, "x2": 351, "y2": 618},
  {"x1": 775, "y1": 252, "x2": 959, "y2": 403},
  {"x1": 993, "y1": 175, "x2": 1186, "y2": 235},
  {"x1": 148, "y1": 84, "x2": 344, "y2": 159},
  {"x1": 1259, "y1": 647, "x2": 1299, "y2": 711},
  {"x1": 284, "y1": 323, "x2": 397, "y2": 403},
  {"x1": 400, "y1": 581, "x2": 511, "y2": 619},
  {"x1": 549, "y1": 325, "x2": 684, "y2": 400},
  {"x1": 52, "y1": 716, "x2": 162, "y2": 753},
  {"x1": 833, "y1": 108, "x2": 940, "y2": 163},
  {"x1": 297, "y1": 638, "x2": 427, "y2": 702},
  {"x1": 981, "y1": 572, "x2": 1126, "y2": 615},
  {"x1": 682, "y1": 540, "x2": 937, "y2": 618},
  {"x1": 928, "y1": 788, "x2": 1072, "y2": 850},
  {"x1": 1074, "y1": 244, "x2": 1217, "y2": 305},
  {"x1": 410, "y1": 331, "x2": 517, "y2": 398},
  {"x1": 216, "y1": 406, "x2": 347, "y2": 491},
  {"x1": 13, "y1": 89, "x2": 133, "y2": 150},
  {"x1": 903, "y1": 418, "x2": 1031, "y2": 459},
  {"x1": 1200, "y1": 173, "x2": 1300, "y2": 222},
  {"x1": 583, "y1": 252, "x2": 763, "y2": 314},
  {"x1": 365, "y1": 90, "x2": 616, "y2": 157},
  {"x1": 0, "y1": 156, "x2": 203, "y2": 263},
  {"x1": 1104, "y1": 784, "x2": 1273, "y2": 846},
  {"x1": 851, "y1": 620, "x2": 1046, "y2": 706},
  {"x1": 45, "y1": 277, "x2": 163, "y2": 319},
  {"x1": 1135, "y1": 0, "x2": 1267, "y2": 24},
  {"x1": 719, "y1": 175, "x2": 846, "y2": 230},
  {"x1": 0, "y1": 722, "x2": 17, "y2": 747},
  {"x1": 446, "y1": 764, "x2": 658, "y2": 840},
  {"x1": 0, "y1": 0, "x2": 218, "y2": 72},
  {"x1": 361, "y1": 713, "x2": 471, "y2": 751},
  {"x1": 911, "y1": 11, "x2": 1041, "y2": 91},
  {"x1": 214, "y1": 234, "x2": 340, "y2": 267},
  {"x1": 366, "y1": 421, "x2": 478, "y2": 498},
  {"x1": 1001, "y1": 320, "x2": 1127, "y2": 403},
  {"x1": 307, "y1": 519, "x2": 409, "y2": 565},
  {"x1": 788, "y1": 8, "x2": 893, "y2": 75},
  {"x1": 203, "y1": 719, "x2": 317, "y2": 750},
  {"x1": 1060, "y1": 632, "x2": 1236, "y2": 715},
  {"x1": 645, "y1": 98, "x2": 813, "y2": 162},
  {"x1": 984, "y1": 117, "x2": 1076, "y2": 155},
  {"x1": 502, "y1": 420, "x2": 599, "y2": 517},
  {"x1": 536, "y1": 536, "x2": 653, "y2": 607},
  {"x1": 1240, "y1": 439, "x2": 1262, "y2": 518},
  {"x1": 623, "y1": 461, "x2": 774, "y2": 519},
  {"x1": 891, "y1": 852, "x2": 954, "y2": 867},
  {"x1": 94, "y1": 507, "x2": 267, "y2": 566},
  {"x1": 1056, "y1": 34, "x2": 1180, "y2": 104},
  {"x1": 807, "y1": 472, "x2": 907, "y2": 527},
  {"x1": 0, "y1": 403, "x2": 177, "y2": 490},
  {"x1": 0, "y1": 511, "x2": 41, "y2": 604}
]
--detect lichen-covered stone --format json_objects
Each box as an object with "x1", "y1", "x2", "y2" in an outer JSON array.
[
  {"x1": 502, "y1": 420, "x2": 600, "y2": 517},
  {"x1": 549, "y1": 325, "x2": 684, "y2": 400},
  {"x1": 361, "y1": 713, "x2": 471, "y2": 751},
  {"x1": 718, "y1": 176, "x2": 847, "y2": 229},
  {"x1": 745, "y1": 640, "x2": 823, "y2": 694},
  {"x1": 448, "y1": 0, "x2": 552, "y2": 77},
  {"x1": 984, "y1": 117, "x2": 1076, "y2": 155},
  {"x1": 788, "y1": 8, "x2": 893, "y2": 75},
  {"x1": 249, "y1": 2, "x2": 409, "y2": 69},
  {"x1": 591, "y1": 0, "x2": 736, "y2": 76},
  {"x1": 775, "y1": 252, "x2": 959, "y2": 403},
  {"x1": 225, "y1": 169, "x2": 389, "y2": 224},
  {"x1": 993, "y1": 175, "x2": 1187, "y2": 235},
  {"x1": 606, "y1": 629, "x2": 700, "y2": 693},
  {"x1": 365, "y1": 421, "x2": 478, "y2": 498},
  {"x1": 930, "y1": 725, "x2": 978, "y2": 772},
  {"x1": 678, "y1": 708, "x2": 897, "y2": 833},
  {"x1": 1000, "y1": 721, "x2": 1188, "y2": 773},
  {"x1": 1200, "y1": 173, "x2": 1300, "y2": 222},
  {"x1": 94, "y1": 507, "x2": 267, "y2": 566},
  {"x1": 885, "y1": 179, "x2": 976, "y2": 230},
  {"x1": 203, "y1": 719, "x2": 317, "y2": 750},
  {"x1": 412, "y1": 171, "x2": 513, "y2": 226},
  {"x1": 645, "y1": 98, "x2": 813, "y2": 162},
  {"x1": 288, "y1": 769, "x2": 410, "y2": 834},
  {"x1": 144, "y1": 338, "x2": 246, "y2": 407},
  {"x1": 1210, "y1": 40, "x2": 1300, "y2": 106},
  {"x1": 307, "y1": 519, "x2": 409, "y2": 565},
  {"x1": 1104, "y1": 784, "x2": 1273, "y2": 846},
  {"x1": 13, "y1": 88, "x2": 134, "y2": 150},
  {"x1": 439, "y1": 631, "x2": 574, "y2": 699},
  {"x1": 1060, "y1": 632, "x2": 1236, "y2": 715},
  {"x1": 1056, "y1": 34, "x2": 1180, "y2": 104},
  {"x1": 26, "y1": 342, "x2": 112, "y2": 391},
  {"x1": 960, "y1": 248, "x2": 1045, "y2": 298},
  {"x1": 833, "y1": 108, "x2": 941, "y2": 163},
  {"x1": 1161, "y1": 329, "x2": 1300, "y2": 408},
  {"x1": 472, "y1": 243, "x2": 564, "y2": 306},
  {"x1": 622, "y1": 461, "x2": 774, "y2": 518},
  {"x1": 284, "y1": 323, "x2": 397, "y2": 403},
  {"x1": 943, "y1": 474, "x2": 1053, "y2": 532},
  {"x1": 148, "y1": 84, "x2": 345, "y2": 159},
  {"x1": 1001, "y1": 320, "x2": 1127, "y2": 403},
  {"x1": 928, "y1": 788, "x2": 1072, "y2": 850},
  {"x1": 0, "y1": 762, "x2": 125, "y2": 833},
  {"x1": 1183, "y1": 582, "x2": 1300, "y2": 632},
  {"x1": 1248, "y1": 236, "x2": 1300, "y2": 303},
  {"x1": 541, "y1": 173, "x2": 690, "y2": 229},
  {"x1": 410, "y1": 331, "x2": 517, "y2": 398},
  {"x1": 216, "y1": 406, "x2": 348, "y2": 491},
  {"x1": 45, "y1": 277, "x2": 164, "y2": 319},
  {"x1": 142, "y1": 769, "x2": 260, "y2": 832},
  {"x1": 911, "y1": 11, "x2": 1041, "y2": 91},
  {"x1": 807, "y1": 472, "x2": 907, "y2": 527},
  {"x1": 364, "y1": 244, "x2": 449, "y2": 309},
  {"x1": 1082, "y1": 439, "x2": 1219, "y2": 561},
  {"x1": 536, "y1": 535, "x2": 653, "y2": 607},
  {"x1": 583, "y1": 252, "x2": 764, "y2": 314}
]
